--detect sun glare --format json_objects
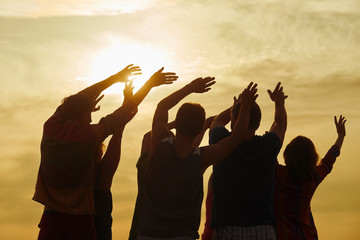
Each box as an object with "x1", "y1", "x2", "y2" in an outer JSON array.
[{"x1": 88, "y1": 42, "x2": 172, "y2": 95}]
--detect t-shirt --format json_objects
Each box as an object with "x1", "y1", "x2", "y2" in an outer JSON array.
[
  {"x1": 138, "y1": 137, "x2": 203, "y2": 239},
  {"x1": 274, "y1": 145, "x2": 340, "y2": 240},
  {"x1": 210, "y1": 126, "x2": 281, "y2": 228},
  {"x1": 33, "y1": 98, "x2": 127, "y2": 215}
]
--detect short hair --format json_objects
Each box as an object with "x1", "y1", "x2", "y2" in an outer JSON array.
[
  {"x1": 284, "y1": 136, "x2": 319, "y2": 182},
  {"x1": 175, "y1": 103, "x2": 205, "y2": 138},
  {"x1": 231, "y1": 101, "x2": 261, "y2": 131},
  {"x1": 61, "y1": 94, "x2": 93, "y2": 120}
]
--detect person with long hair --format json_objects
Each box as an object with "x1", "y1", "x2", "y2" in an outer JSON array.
[{"x1": 274, "y1": 115, "x2": 346, "y2": 240}]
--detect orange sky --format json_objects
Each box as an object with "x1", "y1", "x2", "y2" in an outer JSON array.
[{"x1": 0, "y1": 1, "x2": 360, "y2": 239}]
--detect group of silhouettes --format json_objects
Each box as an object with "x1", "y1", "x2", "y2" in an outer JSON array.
[{"x1": 33, "y1": 64, "x2": 346, "y2": 240}]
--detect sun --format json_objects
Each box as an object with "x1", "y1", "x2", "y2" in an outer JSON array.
[{"x1": 88, "y1": 41, "x2": 172, "y2": 95}]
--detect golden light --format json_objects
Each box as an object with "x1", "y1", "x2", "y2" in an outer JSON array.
[{"x1": 88, "y1": 41, "x2": 172, "y2": 95}]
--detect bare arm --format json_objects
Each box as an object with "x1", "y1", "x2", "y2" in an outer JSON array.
[
  {"x1": 201, "y1": 83, "x2": 258, "y2": 173},
  {"x1": 150, "y1": 77, "x2": 216, "y2": 157},
  {"x1": 78, "y1": 64, "x2": 141, "y2": 100},
  {"x1": 92, "y1": 68, "x2": 177, "y2": 142},
  {"x1": 210, "y1": 94, "x2": 241, "y2": 130},
  {"x1": 334, "y1": 115, "x2": 346, "y2": 149},
  {"x1": 268, "y1": 82, "x2": 288, "y2": 145},
  {"x1": 193, "y1": 116, "x2": 215, "y2": 147},
  {"x1": 95, "y1": 81, "x2": 137, "y2": 190}
]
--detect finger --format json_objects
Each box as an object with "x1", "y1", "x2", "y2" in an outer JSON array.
[
  {"x1": 334, "y1": 116, "x2": 337, "y2": 125},
  {"x1": 205, "y1": 80, "x2": 216, "y2": 88},
  {"x1": 246, "y1": 82, "x2": 254, "y2": 90},
  {"x1": 204, "y1": 76, "x2": 215, "y2": 81},
  {"x1": 156, "y1": 67, "x2": 164, "y2": 73},
  {"x1": 274, "y1": 82, "x2": 281, "y2": 91},
  {"x1": 233, "y1": 96, "x2": 237, "y2": 102},
  {"x1": 95, "y1": 94, "x2": 104, "y2": 103},
  {"x1": 280, "y1": 86, "x2": 283, "y2": 92},
  {"x1": 250, "y1": 83, "x2": 258, "y2": 92},
  {"x1": 125, "y1": 64, "x2": 134, "y2": 69},
  {"x1": 267, "y1": 89, "x2": 272, "y2": 96}
]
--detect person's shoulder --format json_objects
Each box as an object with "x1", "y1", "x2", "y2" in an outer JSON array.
[
  {"x1": 255, "y1": 132, "x2": 282, "y2": 155},
  {"x1": 209, "y1": 126, "x2": 230, "y2": 144},
  {"x1": 262, "y1": 132, "x2": 281, "y2": 144}
]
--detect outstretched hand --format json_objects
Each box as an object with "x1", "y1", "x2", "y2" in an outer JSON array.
[
  {"x1": 123, "y1": 80, "x2": 134, "y2": 103},
  {"x1": 111, "y1": 64, "x2": 142, "y2": 83},
  {"x1": 187, "y1": 77, "x2": 216, "y2": 93},
  {"x1": 334, "y1": 115, "x2": 346, "y2": 137},
  {"x1": 240, "y1": 82, "x2": 258, "y2": 105},
  {"x1": 148, "y1": 67, "x2": 178, "y2": 87},
  {"x1": 267, "y1": 82, "x2": 288, "y2": 103}
]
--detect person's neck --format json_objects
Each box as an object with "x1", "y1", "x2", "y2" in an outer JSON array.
[{"x1": 174, "y1": 134, "x2": 195, "y2": 159}]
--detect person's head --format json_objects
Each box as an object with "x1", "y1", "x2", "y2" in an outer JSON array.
[
  {"x1": 284, "y1": 136, "x2": 319, "y2": 181},
  {"x1": 230, "y1": 101, "x2": 261, "y2": 132},
  {"x1": 175, "y1": 102, "x2": 205, "y2": 139},
  {"x1": 61, "y1": 94, "x2": 93, "y2": 124}
]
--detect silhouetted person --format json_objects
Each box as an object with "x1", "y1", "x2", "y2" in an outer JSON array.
[
  {"x1": 93, "y1": 81, "x2": 137, "y2": 240},
  {"x1": 33, "y1": 65, "x2": 177, "y2": 240},
  {"x1": 209, "y1": 82, "x2": 287, "y2": 240},
  {"x1": 128, "y1": 116, "x2": 214, "y2": 240},
  {"x1": 137, "y1": 79, "x2": 258, "y2": 240},
  {"x1": 274, "y1": 115, "x2": 346, "y2": 240},
  {"x1": 202, "y1": 95, "x2": 240, "y2": 240}
]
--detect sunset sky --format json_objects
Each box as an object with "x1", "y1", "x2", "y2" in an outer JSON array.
[{"x1": 1, "y1": 0, "x2": 360, "y2": 239}]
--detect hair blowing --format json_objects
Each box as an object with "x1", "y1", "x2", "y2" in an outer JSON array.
[{"x1": 284, "y1": 136, "x2": 319, "y2": 182}]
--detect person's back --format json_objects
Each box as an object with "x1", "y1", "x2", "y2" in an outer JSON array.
[
  {"x1": 139, "y1": 137, "x2": 203, "y2": 238},
  {"x1": 274, "y1": 116, "x2": 346, "y2": 240},
  {"x1": 137, "y1": 79, "x2": 257, "y2": 240},
  {"x1": 211, "y1": 131, "x2": 281, "y2": 226},
  {"x1": 210, "y1": 82, "x2": 287, "y2": 240}
]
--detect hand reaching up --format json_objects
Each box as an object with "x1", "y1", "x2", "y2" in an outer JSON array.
[
  {"x1": 240, "y1": 82, "x2": 258, "y2": 105},
  {"x1": 123, "y1": 80, "x2": 134, "y2": 104},
  {"x1": 111, "y1": 64, "x2": 142, "y2": 82},
  {"x1": 334, "y1": 115, "x2": 346, "y2": 137},
  {"x1": 267, "y1": 82, "x2": 288, "y2": 104},
  {"x1": 187, "y1": 77, "x2": 216, "y2": 93},
  {"x1": 148, "y1": 67, "x2": 178, "y2": 87}
]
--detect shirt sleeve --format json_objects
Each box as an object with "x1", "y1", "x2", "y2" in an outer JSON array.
[
  {"x1": 316, "y1": 145, "x2": 340, "y2": 184},
  {"x1": 209, "y1": 126, "x2": 230, "y2": 145}
]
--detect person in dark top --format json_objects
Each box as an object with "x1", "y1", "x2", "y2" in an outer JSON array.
[
  {"x1": 274, "y1": 115, "x2": 346, "y2": 240},
  {"x1": 93, "y1": 80, "x2": 137, "y2": 240},
  {"x1": 210, "y1": 82, "x2": 287, "y2": 240},
  {"x1": 128, "y1": 117, "x2": 215, "y2": 240},
  {"x1": 137, "y1": 79, "x2": 258, "y2": 240},
  {"x1": 33, "y1": 65, "x2": 178, "y2": 240}
]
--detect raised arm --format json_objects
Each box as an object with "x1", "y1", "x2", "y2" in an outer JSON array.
[
  {"x1": 201, "y1": 82, "x2": 258, "y2": 173},
  {"x1": 150, "y1": 77, "x2": 216, "y2": 157},
  {"x1": 334, "y1": 115, "x2": 346, "y2": 149},
  {"x1": 95, "y1": 81, "x2": 137, "y2": 190},
  {"x1": 268, "y1": 82, "x2": 288, "y2": 145},
  {"x1": 316, "y1": 115, "x2": 346, "y2": 182},
  {"x1": 193, "y1": 116, "x2": 215, "y2": 147},
  {"x1": 78, "y1": 64, "x2": 141, "y2": 100},
  {"x1": 92, "y1": 68, "x2": 177, "y2": 142}
]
